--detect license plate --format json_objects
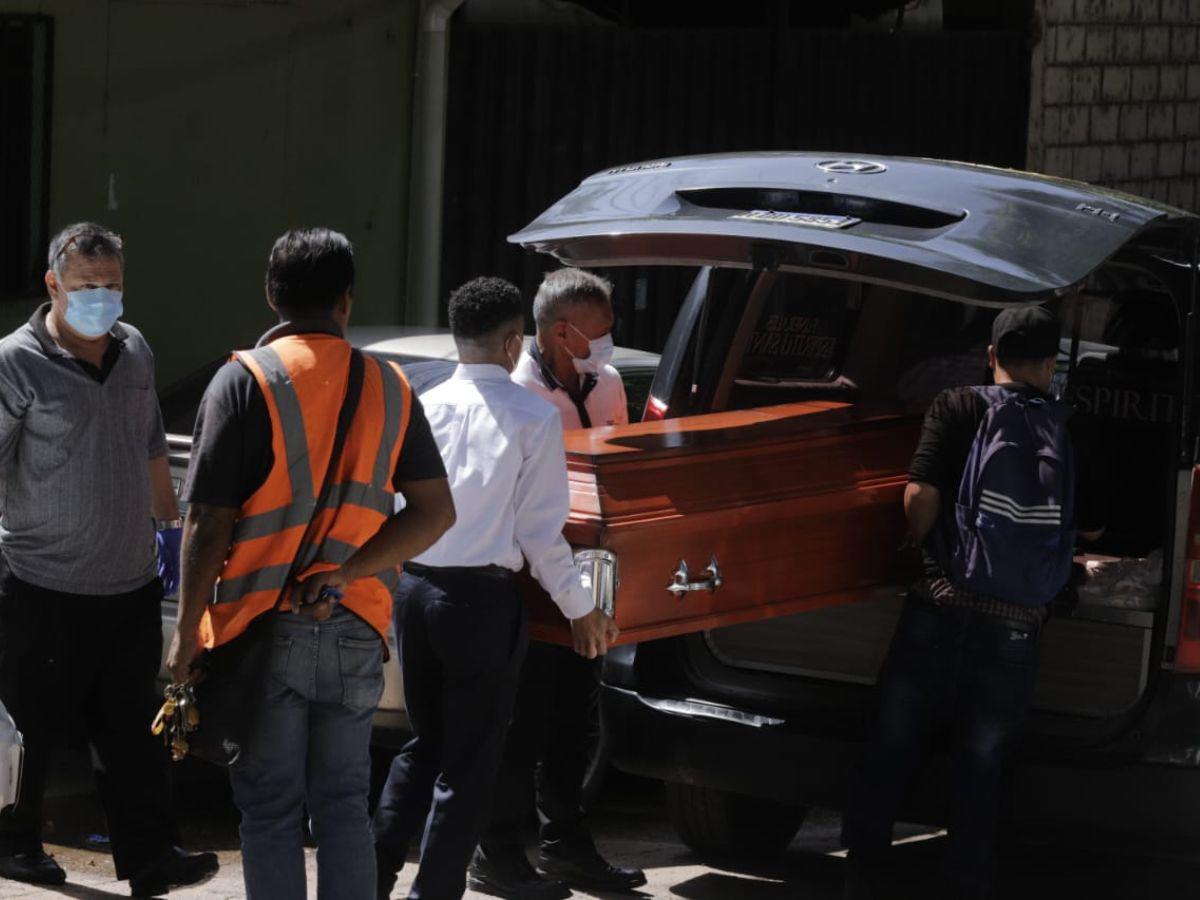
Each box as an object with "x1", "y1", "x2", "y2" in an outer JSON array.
[{"x1": 730, "y1": 209, "x2": 861, "y2": 229}]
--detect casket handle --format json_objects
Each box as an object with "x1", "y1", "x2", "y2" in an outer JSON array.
[{"x1": 667, "y1": 556, "x2": 723, "y2": 596}]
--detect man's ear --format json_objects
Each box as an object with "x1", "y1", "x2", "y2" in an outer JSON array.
[
  {"x1": 43, "y1": 269, "x2": 58, "y2": 298},
  {"x1": 264, "y1": 283, "x2": 278, "y2": 314},
  {"x1": 986, "y1": 344, "x2": 998, "y2": 371}
]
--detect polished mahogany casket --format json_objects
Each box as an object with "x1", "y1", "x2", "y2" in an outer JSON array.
[{"x1": 523, "y1": 400, "x2": 919, "y2": 645}]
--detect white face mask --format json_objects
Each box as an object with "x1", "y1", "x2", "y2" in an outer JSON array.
[{"x1": 566, "y1": 323, "x2": 615, "y2": 376}]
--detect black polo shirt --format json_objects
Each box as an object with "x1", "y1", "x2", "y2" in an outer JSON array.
[{"x1": 183, "y1": 322, "x2": 445, "y2": 509}]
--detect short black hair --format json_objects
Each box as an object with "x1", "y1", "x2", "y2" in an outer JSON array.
[
  {"x1": 266, "y1": 228, "x2": 354, "y2": 314},
  {"x1": 447, "y1": 277, "x2": 524, "y2": 340},
  {"x1": 48, "y1": 222, "x2": 124, "y2": 275}
]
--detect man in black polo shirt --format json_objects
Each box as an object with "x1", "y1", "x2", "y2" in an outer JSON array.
[
  {"x1": 0, "y1": 223, "x2": 217, "y2": 894},
  {"x1": 842, "y1": 307, "x2": 1103, "y2": 900}
]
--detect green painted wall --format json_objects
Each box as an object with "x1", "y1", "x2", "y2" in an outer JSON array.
[{"x1": 0, "y1": 0, "x2": 420, "y2": 387}]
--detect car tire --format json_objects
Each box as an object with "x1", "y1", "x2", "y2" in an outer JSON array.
[{"x1": 664, "y1": 781, "x2": 806, "y2": 861}]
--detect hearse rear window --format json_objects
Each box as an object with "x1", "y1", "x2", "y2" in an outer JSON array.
[{"x1": 736, "y1": 275, "x2": 856, "y2": 384}]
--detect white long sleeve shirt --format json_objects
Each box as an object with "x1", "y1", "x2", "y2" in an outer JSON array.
[{"x1": 412, "y1": 363, "x2": 593, "y2": 620}]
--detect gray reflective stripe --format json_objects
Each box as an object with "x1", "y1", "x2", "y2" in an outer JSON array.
[
  {"x1": 306, "y1": 539, "x2": 399, "y2": 590},
  {"x1": 314, "y1": 537, "x2": 358, "y2": 565},
  {"x1": 242, "y1": 346, "x2": 315, "y2": 504},
  {"x1": 233, "y1": 481, "x2": 392, "y2": 545},
  {"x1": 233, "y1": 503, "x2": 315, "y2": 542},
  {"x1": 373, "y1": 359, "x2": 404, "y2": 489},
  {"x1": 215, "y1": 545, "x2": 398, "y2": 606},
  {"x1": 322, "y1": 481, "x2": 395, "y2": 516},
  {"x1": 214, "y1": 563, "x2": 292, "y2": 605}
]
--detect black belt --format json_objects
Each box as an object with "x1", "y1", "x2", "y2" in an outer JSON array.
[
  {"x1": 403, "y1": 562, "x2": 513, "y2": 579},
  {"x1": 910, "y1": 577, "x2": 1046, "y2": 632}
]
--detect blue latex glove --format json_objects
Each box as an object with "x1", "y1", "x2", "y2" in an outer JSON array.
[{"x1": 156, "y1": 526, "x2": 183, "y2": 597}]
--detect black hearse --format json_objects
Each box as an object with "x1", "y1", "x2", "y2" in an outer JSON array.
[{"x1": 510, "y1": 152, "x2": 1200, "y2": 857}]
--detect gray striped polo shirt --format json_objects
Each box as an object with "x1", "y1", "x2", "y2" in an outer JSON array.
[{"x1": 0, "y1": 304, "x2": 167, "y2": 595}]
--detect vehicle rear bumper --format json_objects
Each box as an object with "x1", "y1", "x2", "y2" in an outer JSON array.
[{"x1": 602, "y1": 682, "x2": 1200, "y2": 849}]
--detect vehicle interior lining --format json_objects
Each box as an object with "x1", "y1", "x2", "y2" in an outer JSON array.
[{"x1": 667, "y1": 263, "x2": 1185, "y2": 722}]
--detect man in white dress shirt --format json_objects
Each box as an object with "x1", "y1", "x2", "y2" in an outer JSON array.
[
  {"x1": 372, "y1": 277, "x2": 618, "y2": 900},
  {"x1": 472, "y1": 269, "x2": 646, "y2": 899}
]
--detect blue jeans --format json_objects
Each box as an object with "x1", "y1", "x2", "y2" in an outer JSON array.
[
  {"x1": 229, "y1": 607, "x2": 384, "y2": 900},
  {"x1": 842, "y1": 601, "x2": 1041, "y2": 898}
]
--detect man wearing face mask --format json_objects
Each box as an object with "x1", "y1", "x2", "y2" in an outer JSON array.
[
  {"x1": 0, "y1": 223, "x2": 218, "y2": 894},
  {"x1": 373, "y1": 277, "x2": 617, "y2": 900},
  {"x1": 512, "y1": 268, "x2": 627, "y2": 431},
  {"x1": 469, "y1": 268, "x2": 644, "y2": 899}
]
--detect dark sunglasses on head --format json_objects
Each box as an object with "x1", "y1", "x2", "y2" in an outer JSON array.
[{"x1": 52, "y1": 232, "x2": 124, "y2": 265}]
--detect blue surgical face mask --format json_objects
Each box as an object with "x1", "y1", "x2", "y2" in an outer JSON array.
[
  {"x1": 64, "y1": 287, "x2": 123, "y2": 338},
  {"x1": 567, "y1": 324, "x2": 615, "y2": 376}
]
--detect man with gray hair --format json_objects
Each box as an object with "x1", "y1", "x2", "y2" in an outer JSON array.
[
  {"x1": 0, "y1": 223, "x2": 218, "y2": 894},
  {"x1": 514, "y1": 268, "x2": 628, "y2": 430},
  {"x1": 469, "y1": 268, "x2": 644, "y2": 898}
]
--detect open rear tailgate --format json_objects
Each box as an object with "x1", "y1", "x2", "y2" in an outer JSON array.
[{"x1": 523, "y1": 401, "x2": 920, "y2": 644}]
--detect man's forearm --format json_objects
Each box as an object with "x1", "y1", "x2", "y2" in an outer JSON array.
[
  {"x1": 341, "y1": 479, "x2": 455, "y2": 582},
  {"x1": 904, "y1": 481, "x2": 942, "y2": 544},
  {"x1": 177, "y1": 504, "x2": 238, "y2": 635},
  {"x1": 150, "y1": 455, "x2": 181, "y2": 521}
]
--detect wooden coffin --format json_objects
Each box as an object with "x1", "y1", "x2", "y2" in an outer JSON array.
[{"x1": 522, "y1": 400, "x2": 922, "y2": 645}]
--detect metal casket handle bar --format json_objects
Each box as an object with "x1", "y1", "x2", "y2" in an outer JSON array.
[{"x1": 667, "y1": 555, "x2": 724, "y2": 596}]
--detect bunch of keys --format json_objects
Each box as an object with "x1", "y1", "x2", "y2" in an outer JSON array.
[{"x1": 151, "y1": 682, "x2": 200, "y2": 762}]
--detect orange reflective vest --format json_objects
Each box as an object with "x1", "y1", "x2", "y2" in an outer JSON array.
[{"x1": 201, "y1": 333, "x2": 411, "y2": 649}]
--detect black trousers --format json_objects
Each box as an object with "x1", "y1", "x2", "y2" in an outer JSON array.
[
  {"x1": 0, "y1": 559, "x2": 179, "y2": 878},
  {"x1": 373, "y1": 567, "x2": 528, "y2": 900},
  {"x1": 482, "y1": 640, "x2": 602, "y2": 856}
]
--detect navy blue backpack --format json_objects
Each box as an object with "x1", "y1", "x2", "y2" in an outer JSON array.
[{"x1": 944, "y1": 386, "x2": 1077, "y2": 606}]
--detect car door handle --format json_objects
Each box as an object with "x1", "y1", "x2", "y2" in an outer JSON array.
[{"x1": 667, "y1": 555, "x2": 723, "y2": 596}]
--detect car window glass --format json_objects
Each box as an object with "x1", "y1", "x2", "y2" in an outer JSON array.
[
  {"x1": 735, "y1": 275, "x2": 856, "y2": 384},
  {"x1": 622, "y1": 370, "x2": 654, "y2": 423},
  {"x1": 1056, "y1": 278, "x2": 1180, "y2": 557},
  {"x1": 887, "y1": 293, "x2": 996, "y2": 413},
  {"x1": 159, "y1": 359, "x2": 226, "y2": 436}
]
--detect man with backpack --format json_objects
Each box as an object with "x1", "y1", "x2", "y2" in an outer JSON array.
[{"x1": 842, "y1": 306, "x2": 1103, "y2": 900}]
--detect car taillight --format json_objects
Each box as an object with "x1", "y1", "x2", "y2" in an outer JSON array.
[
  {"x1": 1177, "y1": 467, "x2": 1200, "y2": 672},
  {"x1": 643, "y1": 395, "x2": 668, "y2": 422}
]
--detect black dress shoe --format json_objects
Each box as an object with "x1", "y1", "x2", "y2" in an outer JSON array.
[
  {"x1": 538, "y1": 845, "x2": 646, "y2": 893},
  {"x1": 468, "y1": 846, "x2": 572, "y2": 900},
  {"x1": 0, "y1": 851, "x2": 66, "y2": 886},
  {"x1": 129, "y1": 846, "x2": 219, "y2": 897}
]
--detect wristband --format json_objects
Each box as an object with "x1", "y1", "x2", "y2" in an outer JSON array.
[{"x1": 156, "y1": 518, "x2": 183, "y2": 531}]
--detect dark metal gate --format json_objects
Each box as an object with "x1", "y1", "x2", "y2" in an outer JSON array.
[
  {"x1": 441, "y1": 24, "x2": 1031, "y2": 349},
  {"x1": 0, "y1": 15, "x2": 53, "y2": 300}
]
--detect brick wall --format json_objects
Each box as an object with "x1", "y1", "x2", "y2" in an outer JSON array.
[{"x1": 1028, "y1": 0, "x2": 1200, "y2": 210}]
